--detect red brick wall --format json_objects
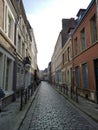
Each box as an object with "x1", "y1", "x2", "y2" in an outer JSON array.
[
  {"x1": 73, "y1": 3, "x2": 96, "y2": 56},
  {"x1": 72, "y1": 2, "x2": 98, "y2": 94},
  {"x1": 73, "y1": 43, "x2": 98, "y2": 90}
]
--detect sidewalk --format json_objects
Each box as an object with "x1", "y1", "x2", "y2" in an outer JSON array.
[
  {"x1": 0, "y1": 86, "x2": 39, "y2": 130},
  {"x1": 53, "y1": 85, "x2": 98, "y2": 123}
]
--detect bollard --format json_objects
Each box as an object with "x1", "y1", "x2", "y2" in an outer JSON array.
[
  {"x1": 31, "y1": 83, "x2": 33, "y2": 96},
  {"x1": 76, "y1": 87, "x2": 78, "y2": 103},
  {"x1": 70, "y1": 86, "x2": 73, "y2": 99},
  {"x1": 66, "y1": 86, "x2": 68, "y2": 96},
  {"x1": 0, "y1": 100, "x2": 2, "y2": 112},
  {"x1": 20, "y1": 88, "x2": 24, "y2": 111},
  {"x1": 25, "y1": 88, "x2": 27, "y2": 104},
  {"x1": 64, "y1": 85, "x2": 66, "y2": 94},
  {"x1": 28, "y1": 85, "x2": 31, "y2": 100}
]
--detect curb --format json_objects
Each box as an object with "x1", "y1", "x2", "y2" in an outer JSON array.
[
  {"x1": 13, "y1": 85, "x2": 40, "y2": 130},
  {"x1": 53, "y1": 86, "x2": 98, "y2": 123}
]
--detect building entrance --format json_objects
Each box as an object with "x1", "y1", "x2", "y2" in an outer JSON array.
[{"x1": 94, "y1": 59, "x2": 98, "y2": 103}]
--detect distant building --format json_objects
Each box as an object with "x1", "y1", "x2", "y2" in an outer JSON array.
[
  {"x1": 47, "y1": 62, "x2": 52, "y2": 83},
  {"x1": 61, "y1": 18, "x2": 76, "y2": 47},
  {"x1": 51, "y1": 33, "x2": 62, "y2": 85}
]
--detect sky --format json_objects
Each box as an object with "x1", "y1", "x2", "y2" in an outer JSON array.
[{"x1": 22, "y1": 0, "x2": 91, "y2": 70}]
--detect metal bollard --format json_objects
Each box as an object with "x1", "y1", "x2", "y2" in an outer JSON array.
[
  {"x1": 0, "y1": 100, "x2": 2, "y2": 112},
  {"x1": 66, "y1": 86, "x2": 68, "y2": 96},
  {"x1": 76, "y1": 87, "x2": 78, "y2": 103},
  {"x1": 20, "y1": 88, "x2": 24, "y2": 111},
  {"x1": 25, "y1": 89, "x2": 27, "y2": 104}
]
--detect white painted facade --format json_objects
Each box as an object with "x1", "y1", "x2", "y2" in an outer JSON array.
[
  {"x1": 30, "y1": 28, "x2": 37, "y2": 72},
  {"x1": 62, "y1": 36, "x2": 72, "y2": 90},
  {"x1": 0, "y1": 0, "x2": 38, "y2": 96},
  {"x1": 51, "y1": 32, "x2": 62, "y2": 84},
  {"x1": 0, "y1": 0, "x2": 15, "y2": 94}
]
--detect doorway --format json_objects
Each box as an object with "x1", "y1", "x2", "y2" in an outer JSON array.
[{"x1": 94, "y1": 59, "x2": 98, "y2": 103}]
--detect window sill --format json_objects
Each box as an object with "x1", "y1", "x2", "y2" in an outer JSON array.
[{"x1": 0, "y1": 27, "x2": 16, "y2": 49}]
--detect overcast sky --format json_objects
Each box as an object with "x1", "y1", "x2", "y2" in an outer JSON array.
[{"x1": 22, "y1": 0, "x2": 91, "y2": 70}]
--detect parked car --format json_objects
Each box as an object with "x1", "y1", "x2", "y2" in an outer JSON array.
[{"x1": 0, "y1": 88, "x2": 5, "y2": 99}]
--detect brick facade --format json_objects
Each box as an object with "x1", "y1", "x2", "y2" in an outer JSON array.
[{"x1": 72, "y1": 0, "x2": 98, "y2": 102}]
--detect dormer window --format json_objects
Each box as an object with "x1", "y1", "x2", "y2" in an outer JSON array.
[
  {"x1": 76, "y1": 9, "x2": 86, "y2": 22},
  {"x1": 78, "y1": 15, "x2": 81, "y2": 21}
]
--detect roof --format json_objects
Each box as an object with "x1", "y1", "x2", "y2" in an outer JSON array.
[
  {"x1": 76, "y1": 9, "x2": 86, "y2": 17},
  {"x1": 73, "y1": 0, "x2": 95, "y2": 34}
]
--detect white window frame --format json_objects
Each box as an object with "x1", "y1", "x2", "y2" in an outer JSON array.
[{"x1": 3, "y1": 0, "x2": 15, "y2": 43}]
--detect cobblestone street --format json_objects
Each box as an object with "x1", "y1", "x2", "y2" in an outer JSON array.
[{"x1": 19, "y1": 81, "x2": 98, "y2": 130}]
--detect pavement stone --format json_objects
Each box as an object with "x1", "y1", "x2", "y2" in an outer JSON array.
[
  {"x1": 53, "y1": 85, "x2": 98, "y2": 122},
  {"x1": 19, "y1": 82, "x2": 98, "y2": 130}
]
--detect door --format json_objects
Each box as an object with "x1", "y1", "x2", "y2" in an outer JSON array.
[{"x1": 94, "y1": 59, "x2": 98, "y2": 103}]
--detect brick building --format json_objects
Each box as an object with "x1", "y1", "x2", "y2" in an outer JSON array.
[
  {"x1": 61, "y1": 18, "x2": 76, "y2": 92},
  {"x1": 72, "y1": 0, "x2": 98, "y2": 103}
]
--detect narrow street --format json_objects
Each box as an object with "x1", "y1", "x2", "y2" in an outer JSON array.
[{"x1": 19, "y1": 81, "x2": 98, "y2": 130}]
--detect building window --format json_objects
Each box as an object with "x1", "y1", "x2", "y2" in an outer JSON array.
[
  {"x1": 62, "y1": 53, "x2": 64, "y2": 65},
  {"x1": 74, "y1": 38, "x2": 78, "y2": 55},
  {"x1": 75, "y1": 66, "x2": 80, "y2": 87},
  {"x1": 5, "y1": 58, "x2": 11, "y2": 90},
  {"x1": 26, "y1": 34, "x2": 28, "y2": 41},
  {"x1": 67, "y1": 47, "x2": 70, "y2": 61},
  {"x1": 22, "y1": 25, "x2": 25, "y2": 35},
  {"x1": 8, "y1": 14, "x2": 12, "y2": 39},
  {"x1": 22, "y1": 42, "x2": 25, "y2": 57},
  {"x1": 90, "y1": 14, "x2": 97, "y2": 43},
  {"x1": 3, "y1": 2, "x2": 14, "y2": 42},
  {"x1": 26, "y1": 49, "x2": 28, "y2": 57},
  {"x1": 67, "y1": 46, "x2": 71, "y2": 61},
  {"x1": 17, "y1": 66, "x2": 20, "y2": 73},
  {"x1": 18, "y1": 35, "x2": 21, "y2": 54},
  {"x1": 65, "y1": 50, "x2": 67, "y2": 63},
  {"x1": 0, "y1": 53, "x2": 3, "y2": 88},
  {"x1": 67, "y1": 69, "x2": 69, "y2": 83},
  {"x1": 82, "y1": 63, "x2": 89, "y2": 89},
  {"x1": 4, "y1": 5, "x2": 7, "y2": 33},
  {"x1": 19, "y1": 15, "x2": 22, "y2": 26},
  {"x1": 80, "y1": 28, "x2": 86, "y2": 51}
]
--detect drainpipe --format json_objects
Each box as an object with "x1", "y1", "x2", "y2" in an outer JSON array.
[
  {"x1": 71, "y1": 36, "x2": 74, "y2": 99},
  {"x1": 96, "y1": 0, "x2": 98, "y2": 103},
  {"x1": 96, "y1": 0, "x2": 98, "y2": 39}
]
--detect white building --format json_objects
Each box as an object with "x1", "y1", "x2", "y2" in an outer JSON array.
[
  {"x1": 0, "y1": 0, "x2": 16, "y2": 97},
  {"x1": 51, "y1": 32, "x2": 62, "y2": 85},
  {"x1": 0, "y1": 0, "x2": 38, "y2": 106}
]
